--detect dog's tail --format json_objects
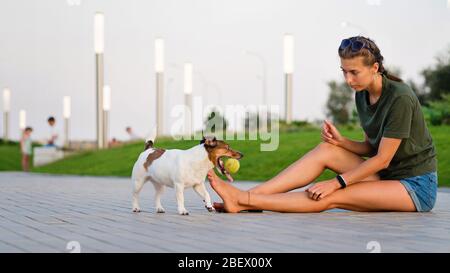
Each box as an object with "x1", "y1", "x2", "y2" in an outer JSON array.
[
  {"x1": 144, "y1": 140, "x2": 154, "y2": 150},
  {"x1": 144, "y1": 139, "x2": 153, "y2": 151},
  {"x1": 143, "y1": 125, "x2": 157, "y2": 151}
]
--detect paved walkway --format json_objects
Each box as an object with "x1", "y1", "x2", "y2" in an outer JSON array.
[{"x1": 0, "y1": 172, "x2": 449, "y2": 253}]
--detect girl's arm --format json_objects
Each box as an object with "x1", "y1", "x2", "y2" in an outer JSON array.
[
  {"x1": 339, "y1": 137, "x2": 402, "y2": 185},
  {"x1": 322, "y1": 120, "x2": 375, "y2": 157},
  {"x1": 338, "y1": 133, "x2": 375, "y2": 157},
  {"x1": 306, "y1": 137, "x2": 402, "y2": 200}
]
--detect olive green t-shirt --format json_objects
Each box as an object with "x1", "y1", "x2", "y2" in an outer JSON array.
[{"x1": 355, "y1": 75, "x2": 437, "y2": 180}]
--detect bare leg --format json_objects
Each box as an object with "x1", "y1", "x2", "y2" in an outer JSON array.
[
  {"x1": 209, "y1": 174, "x2": 329, "y2": 213},
  {"x1": 329, "y1": 180, "x2": 416, "y2": 212},
  {"x1": 213, "y1": 142, "x2": 379, "y2": 210},
  {"x1": 22, "y1": 155, "x2": 30, "y2": 172},
  {"x1": 251, "y1": 142, "x2": 379, "y2": 194},
  {"x1": 208, "y1": 171, "x2": 416, "y2": 213}
]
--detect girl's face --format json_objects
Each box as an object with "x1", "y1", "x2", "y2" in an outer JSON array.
[{"x1": 340, "y1": 56, "x2": 379, "y2": 92}]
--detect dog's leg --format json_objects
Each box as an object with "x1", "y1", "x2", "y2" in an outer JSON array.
[
  {"x1": 193, "y1": 183, "x2": 215, "y2": 212},
  {"x1": 151, "y1": 182, "x2": 166, "y2": 213},
  {"x1": 175, "y1": 183, "x2": 189, "y2": 215},
  {"x1": 132, "y1": 179, "x2": 145, "y2": 213}
]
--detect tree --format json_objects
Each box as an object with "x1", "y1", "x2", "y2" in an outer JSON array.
[
  {"x1": 325, "y1": 81, "x2": 353, "y2": 125},
  {"x1": 421, "y1": 47, "x2": 450, "y2": 101},
  {"x1": 204, "y1": 108, "x2": 228, "y2": 134},
  {"x1": 244, "y1": 111, "x2": 273, "y2": 131},
  {"x1": 407, "y1": 79, "x2": 430, "y2": 106}
]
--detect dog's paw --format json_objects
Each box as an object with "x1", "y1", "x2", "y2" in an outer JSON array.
[
  {"x1": 132, "y1": 208, "x2": 141, "y2": 213},
  {"x1": 156, "y1": 207, "x2": 166, "y2": 213},
  {"x1": 205, "y1": 205, "x2": 215, "y2": 212},
  {"x1": 178, "y1": 209, "x2": 190, "y2": 216}
]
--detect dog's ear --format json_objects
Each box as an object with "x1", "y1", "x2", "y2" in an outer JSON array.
[
  {"x1": 202, "y1": 136, "x2": 217, "y2": 147},
  {"x1": 200, "y1": 136, "x2": 206, "y2": 144}
]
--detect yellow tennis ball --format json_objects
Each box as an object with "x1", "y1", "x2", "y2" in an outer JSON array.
[{"x1": 224, "y1": 158, "x2": 240, "y2": 174}]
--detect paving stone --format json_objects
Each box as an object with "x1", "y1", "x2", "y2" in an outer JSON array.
[{"x1": 0, "y1": 171, "x2": 449, "y2": 253}]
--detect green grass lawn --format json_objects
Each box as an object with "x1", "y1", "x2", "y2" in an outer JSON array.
[
  {"x1": 0, "y1": 141, "x2": 23, "y2": 171},
  {"x1": 1, "y1": 126, "x2": 449, "y2": 186}
]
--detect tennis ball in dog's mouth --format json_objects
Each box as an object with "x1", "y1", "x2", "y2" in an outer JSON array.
[{"x1": 224, "y1": 158, "x2": 240, "y2": 174}]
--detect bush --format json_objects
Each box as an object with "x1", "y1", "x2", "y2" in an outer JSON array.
[{"x1": 422, "y1": 94, "x2": 450, "y2": 126}]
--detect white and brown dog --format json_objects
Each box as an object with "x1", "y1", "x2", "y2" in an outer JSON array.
[{"x1": 131, "y1": 136, "x2": 243, "y2": 215}]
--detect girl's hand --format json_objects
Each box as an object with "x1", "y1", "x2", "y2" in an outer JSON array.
[
  {"x1": 306, "y1": 179, "x2": 341, "y2": 201},
  {"x1": 321, "y1": 120, "x2": 344, "y2": 146}
]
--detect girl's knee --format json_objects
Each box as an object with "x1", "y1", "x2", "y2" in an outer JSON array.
[
  {"x1": 317, "y1": 142, "x2": 334, "y2": 150},
  {"x1": 316, "y1": 142, "x2": 343, "y2": 153}
]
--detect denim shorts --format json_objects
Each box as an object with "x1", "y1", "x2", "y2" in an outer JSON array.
[{"x1": 399, "y1": 171, "x2": 438, "y2": 212}]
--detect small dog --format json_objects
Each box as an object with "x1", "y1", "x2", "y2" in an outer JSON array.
[{"x1": 131, "y1": 136, "x2": 243, "y2": 215}]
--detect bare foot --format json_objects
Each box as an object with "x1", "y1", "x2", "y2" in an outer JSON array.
[
  {"x1": 207, "y1": 170, "x2": 252, "y2": 213},
  {"x1": 205, "y1": 171, "x2": 228, "y2": 212}
]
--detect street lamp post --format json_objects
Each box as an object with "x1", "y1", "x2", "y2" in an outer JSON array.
[
  {"x1": 103, "y1": 85, "x2": 111, "y2": 147},
  {"x1": 169, "y1": 63, "x2": 211, "y2": 108},
  {"x1": 283, "y1": 34, "x2": 294, "y2": 125},
  {"x1": 155, "y1": 38, "x2": 165, "y2": 137},
  {"x1": 19, "y1": 110, "x2": 26, "y2": 131},
  {"x1": 94, "y1": 12, "x2": 105, "y2": 149},
  {"x1": 63, "y1": 96, "x2": 71, "y2": 148},
  {"x1": 3, "y1": 88, "x2": 10, "y2": 142},
  {"x1": 184, "y1": 63, "x2": 193, "y2": 137}
]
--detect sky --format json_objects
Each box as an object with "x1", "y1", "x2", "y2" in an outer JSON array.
[{"x1": 1, "y1": 0, "x2": 450, "y2": 142}]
